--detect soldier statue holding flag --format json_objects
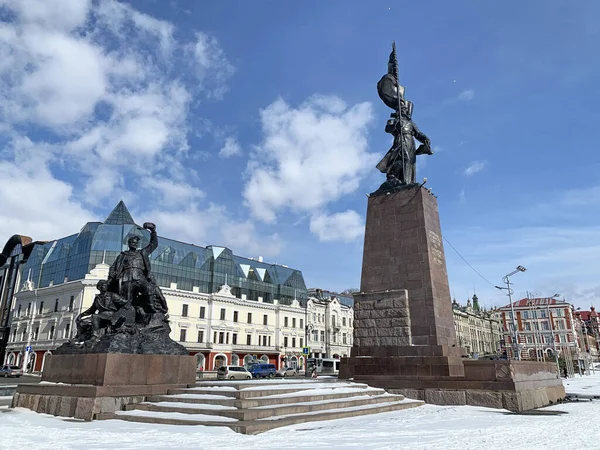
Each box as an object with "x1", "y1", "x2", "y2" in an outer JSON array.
[{"x1": 374, "y1": 42, "x2": 433, "y2": 193}]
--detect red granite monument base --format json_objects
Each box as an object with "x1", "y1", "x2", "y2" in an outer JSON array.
[
  {"x1": 13, "y1": 353, "x2": 195, "y2": 420},
  {"x1": 339, "y1": 186, "x2": 566, "y2": 411}
]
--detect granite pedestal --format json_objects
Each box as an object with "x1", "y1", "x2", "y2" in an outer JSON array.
[
  {"x1": 339, "y1": 185, "x2": 565, "y2": 411},
  {"x1": 13, "y1": 353, "x2": 195, "y2": 420}
]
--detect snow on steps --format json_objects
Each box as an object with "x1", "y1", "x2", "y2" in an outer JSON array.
[{"x1": 99, "y1": 379, "x2": 424, "y2": 434}]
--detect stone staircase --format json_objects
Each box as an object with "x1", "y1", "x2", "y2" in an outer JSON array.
[{"x1": 98, "y1": 379, "x2": 423, "y2": 434}]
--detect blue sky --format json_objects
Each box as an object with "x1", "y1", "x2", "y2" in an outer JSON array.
[{"x1": 1, "y1": 0, "x2": 600, "y2": 309}]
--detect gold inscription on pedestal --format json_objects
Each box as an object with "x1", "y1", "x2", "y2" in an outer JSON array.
[{"x1": 428, "y1": 230, "x2": 444, "y2": 266}]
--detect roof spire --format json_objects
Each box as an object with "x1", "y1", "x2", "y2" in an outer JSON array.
[{"x1": 104, "y1": 200, "x2": 135, "y2": 225}]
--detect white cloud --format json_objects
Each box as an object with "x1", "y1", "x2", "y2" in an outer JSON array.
[
  {"x1": 459, "y1": 188, "x2": 466, "y2": 203},
  {"x1": 309, "y1": 210, "x2": 364, "y2": 243},
  {"x1": 191, "y1": 32, "x2": 235, "y2": 99},
  {"x1": 220, "y1": 221, "x2": 283, "y2": 258},
  {"x1": 219, "y1": 136, "x2": 242, "y2": 158},
  {"x1": 144, "y1": 178, "x2": 205, "y2": 208},
  {"x1": 0, "y1": 138, "x2": 95, "y2": 241},
  {"x1": 464, "y1": 160, "x2": 487, "y2": 176},
  {"x1": 244, "y1": 95, "x2": 377, "y2": 223},
  {"x1": 1, "y1": 0, "x2": 92, "y2": 31},
  {"x1": 140, "y1": 203, "x2": 283, "y2": 258},
  {"x1": 458, "y1": 89, "x2": 475, "y2": 101},
  {"x1": 0, "y1": 0, "x2": 238, "y2": 250}
]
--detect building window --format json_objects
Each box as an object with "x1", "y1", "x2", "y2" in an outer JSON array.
[
  {"x1": 300, "y1": 338, "x2": 303, "y2": 348},
  {"x1": 343, "y1": 333, "x2": 347, "y2": 344},
  {"x1": 69, "y1": 296, "x2": 74, "y2": 312},
  {"x1": 292, "y1": 318, "x2": 296, "y2": 328},
  {"x1": 197, "y1": 330, "x2": 204, "y2": 343},
  {"x1": 179, "y1": 328, "x2": 187, "y2": 342},
  {"x1": 17, "y1": 304, "x2": 21, "y2": 317},
  {"x1": 542, "y1": 321, "x2": 549, "y2": 331},
  {"x1": 21, "y1": 328, "x2": 26, "y2": 341},
  {"x1": 34, "y1": 327, "x2": 39, "y2": 341},
  {"x1": 268, "y1": 336, "x2": 271, "y2": 346},
  {"x1": 349, "y1": 319, "x2": 352, "y2": 327},
  {"x1": 248, "y1": 313, "x2": 252, "y2": 324},
  {"x1": 233, "y1": 311, "x2": 238, "y2": 322},
  {"x1": 262, "y1": 336, "x2": 267, "y2": 346},
  {"x1": 64, "y1": 323, "x2": 70, "y2": 339},
  {"x1": 27, "y1": 303, "x2": 31, "y2": 315},
  {"x1": 12, "y1": 329, "x2": 16, "y2": 342},
  {"x1": 247, "y1": 334, "x2": 252, "y2": 345},
  {"x1": 182, "y1": 304, "x2": 189, "y2": 317},
  {"x1": 300, "y1": 318, "x2": 304, "y2": 329},
  {"x1": 292, "y1": 338, "x2": 296, "y2": 348},
  {"x1": 199, "y1": 306, "x2": 206, "y2": 319},
  {"x1": 284, "y1": 337, "x2": 289, "y2": 347},
  {"x1": 213, "y1": 331, "x2": 217, "y2": 343},
  {"x1": 343, "y1": 317, "x2": 347, "y2": 326},
  {"x1": 522, "y1": 311, "x2": 529, "y2": 319},
  {"x1": 220, "y1": 308, "x2": 226, "y2": 320},
  {"x1": 284, "y1": 317, "x2": 289, "y2": 327},
  {"x1": 332, "y1": 316, "x2": 336, "y2": 327},
  {"x1": 54, "y1": 299, "x2": 59, "y2": 312},
  {"x1": 49, "y1": 325, "x2": 55, "y2": 340},
  {"x1": 219, "y1": 332, "x2": 225, "y2": 344},
  {"x1": 320, "y1": 331, "x2": 325, "y2": 341},
  {"x1": 232, "y1": 333, "x2": 237, "y2": 345},
  {"x1": 313, "y1": 313, "x2": 316, "y2": 322},
  {"x1": 525, "y1": 323, "x2": 531, "y2": 331},
  {"x1": 263, "y1": 314, "x2": 268, "y2": 325}
]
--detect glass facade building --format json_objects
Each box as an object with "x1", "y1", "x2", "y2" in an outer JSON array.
[{"x1": 17, "y1": 202, "x2": 308, "y2": 305}]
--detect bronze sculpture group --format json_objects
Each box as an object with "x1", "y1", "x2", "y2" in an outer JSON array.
[
  {"x1": 373, "y1": 42, "x2": 433, "y2": 195},
  {"x1": 75, "y1": 222, "x2": 170, "y2": 341}
]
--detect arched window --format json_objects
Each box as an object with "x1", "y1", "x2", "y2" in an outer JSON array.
[
  {"x1": 260, "y1": 354, "x2": 269, "y2": 362},
  {"x1": 213, "y1": 354, "x2": 227, "y2": 369},
  {"x1": 290, "y1": 356, "x2": 298, "y2": 370},
  {"x1": 243, "y1": 355, "x2": 255, "y2": 367},
  {"x1": 7, "y1": 353, "x2": 15, "y2": 364},
  {"x1": 196, "y1": 353, "x2": 205, "y2": 370},
  {"x1": 231, "y1": 354, "x2": 240, "y2": 366},
  {"x1": 26, "y1": 352, "x2": 36, "y2": 373}
]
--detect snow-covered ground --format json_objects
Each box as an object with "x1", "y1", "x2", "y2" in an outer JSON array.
[{"x1": 2, "y1": 374, "x2": 600, "y2": 450}]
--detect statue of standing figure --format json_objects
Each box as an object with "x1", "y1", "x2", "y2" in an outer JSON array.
[
  {"x1": 57, "y1": 221, "x2": 188, "y2": 355},
  {"x1": 73, "y1": 222, "x2": 170, "y2": 342},
  {"x1": 373, "y1": 42, "x2": 433, "y2": 193}
]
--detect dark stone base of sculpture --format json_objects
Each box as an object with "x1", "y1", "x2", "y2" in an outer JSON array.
[
  {"x1": 13, "y1": 353, "x2": 195, "y2": 420},
  {"x1": 53, "y1": 329, "x2": 188, "y2": 356},
  {"x1": 339, "y1": 185, "x2": 566, "y2": 411},
  {"x1": 370, "y1": 179, "x2": 420, "y2": 197}
]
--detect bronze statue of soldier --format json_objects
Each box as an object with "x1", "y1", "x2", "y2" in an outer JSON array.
[{"x1": 373, "y1": 42, "x2": 433, "y2": 194}]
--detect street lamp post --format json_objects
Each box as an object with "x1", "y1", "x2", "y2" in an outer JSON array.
[{"x1": 496, "y1": 265, "x2": 527, "y2": 361}]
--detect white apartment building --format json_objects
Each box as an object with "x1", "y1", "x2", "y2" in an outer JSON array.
[
  {"x1": 4, "y1": 260, "x2": 353, "y2": 373},
  {"x1": 304, "y1": 295, "x2": 353, "y2": 360},
  {"x1": 452, "y1": 295, "x2": 503, "y2": 357}
]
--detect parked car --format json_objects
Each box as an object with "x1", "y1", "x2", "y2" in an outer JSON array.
[
  {"x1": 216, "y1": 365, "x2": 252, "y2": 380},
  {"x1": 0, "y1": 365, "x2": 23, "y2": 378},
  {"x1": 247, "y1": 363, "x2": 276, "y2": 378},
  {"x1": 276, "y1": 367, "x2": 297, "y2": 377}
]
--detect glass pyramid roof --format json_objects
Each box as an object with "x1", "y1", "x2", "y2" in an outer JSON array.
[{"x1": 104, "y1": 200, "x2": 136, "y2": 225}]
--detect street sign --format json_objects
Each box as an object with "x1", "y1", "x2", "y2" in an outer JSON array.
[
  {"x1": 302, "y1": 347, "x2": 309, "y2": 355},
  {"x1": 25, "y1": 346, "x2": 32, "y2": 352}
]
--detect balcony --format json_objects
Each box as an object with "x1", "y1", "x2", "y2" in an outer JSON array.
[{"x1": 231, "y1": 344, "x2": 280, "y2": 353}]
